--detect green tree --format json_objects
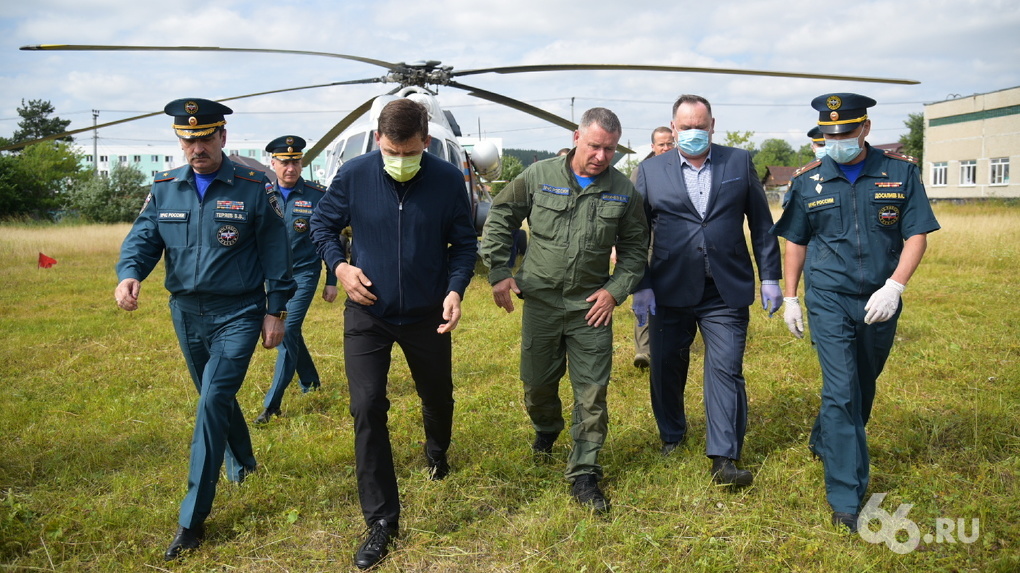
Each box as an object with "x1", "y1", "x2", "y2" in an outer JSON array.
[
  {"x1": 0, "y1": 141, "x2": 86, "y2": 218},
  {"x1": 64, "y1": 163, "x2": 149, "y2": 223},
  {"x1": 751, "y1": 138, "x2": 797, "y2": 179},
  {"x1": 899, "y1": 112, "x2": 924, "y2": 165},
  {"x1": 11, "y1": 99, "x2": 72, "y2": 145},
  {"x1": 794, "y1": 143, "x2": 816, "y2": 167},
  {"x1": 490, "y1": 155, "x2": 524, "y2": 195},
  {"x1": 723, "y1": 131, "x2": 755, "y2": 152}
]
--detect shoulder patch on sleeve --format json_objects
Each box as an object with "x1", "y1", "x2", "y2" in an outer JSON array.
[
  {"x1": 793, "y1": 159, "x2": 822, "y2": 178},
  {"x1": 883, "y1": 149, "x2": 918, "y2": 164}
]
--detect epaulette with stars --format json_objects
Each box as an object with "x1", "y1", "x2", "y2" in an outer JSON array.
[
  {"x1": 793, "y1": 159, "x2": 822, "y2": 179},
  {"x1": 304, "y1": 180, "x2": 327, "y2": 192},
  {"x1": 153, "y1": 164, "x2": 187, "y2": 183},
  {"x1": 883, "y1": 149, "x2": 918, "y2": 164},
  {"x1": 235, "y1": 169, "x2": 265, "y2": 184}
]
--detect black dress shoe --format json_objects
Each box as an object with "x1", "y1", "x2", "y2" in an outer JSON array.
[
  {"x1": 710, "y1": 457, "x2": 754, "y2": 487},
  {"x1": 254, "y1": 407, "x2": 280, "y2": 425},
  {"x1": 832, "y1": 512, "x2": 860, "y2": 533},
  {"x1": 425, "y1": 450, "x2": 449, "y2": 481},
  {"x1": 164, "y1": 524, "x2": 203, "y2": 561},
  {"x1": 571, "y1": 474, "x2": 610, "y2": 514},
  {"x1": 532, "y1": 431, "x2": 559, "y2": 455},
  {"x1": 661, "y1": 435, "x2": 687, "y2": 456},
  {"x1": 354, "y1": 519, "x2": 396, "y2": 570}
]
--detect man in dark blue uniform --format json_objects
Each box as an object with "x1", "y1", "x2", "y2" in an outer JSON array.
[
  {"x1": 254, "y1": 135, "x2": 338, "y2": 424},
  {"x1": 114, "y1": 98, "x2": 295, "y2": 560},
  {"x1": 309, "y1": 98, "x2": 476, "y2": 570},
  {"x1": 771, "y1": 93, "x2": 940, "y2": 532}
]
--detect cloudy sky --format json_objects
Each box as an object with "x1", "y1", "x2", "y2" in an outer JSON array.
[{"x1": 2, "y1": 0, "x2": 1018, "y2": 159}]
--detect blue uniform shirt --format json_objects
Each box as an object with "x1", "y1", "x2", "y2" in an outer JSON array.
[
  {"x1": 771, "y1": 144, "x2": 940, "y2": 296},
  {"x1": 274, "y1": 177, "x2": 336, "y2": 286},
  {"x1": 117, "y1": 154, "x2": 296, "y2": 313}
]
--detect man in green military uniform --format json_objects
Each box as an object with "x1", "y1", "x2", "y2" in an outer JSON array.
[
  {"x1": 254, "y1": 135, "x2": 338, "y2": 424},
  {"x1": 114, "y1": 98, "x2": 295, "y2": 560},
  {"x1": 481, "y1": 107, "x2": 648, "y2": 513},
  {"x1": 771, "y1": 93, "x2": 940, "y2": 532}
]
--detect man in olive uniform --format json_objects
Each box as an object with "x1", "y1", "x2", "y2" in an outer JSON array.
[
  {"x1": 114, "y1": 98, "x2": 295, "y2": 560},
  {"x1": 771, "y1": 93, "x2": 939, "y2": 532},
  {"x1": 481, "y1": 107, "x2": 648, "y2": 514},
  {"x1": 254, "y1": 135, "x2": 338, "y2": 424}
]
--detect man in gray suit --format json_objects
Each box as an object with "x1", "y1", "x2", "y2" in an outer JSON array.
[{"x1": 632, "y1": 94, "x2": 782, "y2": 486}]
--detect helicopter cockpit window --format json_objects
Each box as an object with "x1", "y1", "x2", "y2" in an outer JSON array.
[
  {"x1": 341, "y1": 132, "x2": 366, "y2": 163},
  {"x1": 427, "y1": 137, "x2": 447, "y2": 162}
]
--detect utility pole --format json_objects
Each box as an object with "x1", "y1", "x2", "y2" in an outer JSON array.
[
  {"x1": 92, "y1": 110, "x2": 99, "y2": 172},
  {"x1": 571, "y1": 97, "x2": 575, "y2": 123}
]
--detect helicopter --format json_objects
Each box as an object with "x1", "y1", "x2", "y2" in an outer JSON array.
[{"x1": 6, "y1": 44, "x2": 919, "y2": 232}]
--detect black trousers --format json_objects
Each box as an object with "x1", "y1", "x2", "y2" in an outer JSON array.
[{"x1": 343, "y1": 305, "x2": 454, "y2": 528}]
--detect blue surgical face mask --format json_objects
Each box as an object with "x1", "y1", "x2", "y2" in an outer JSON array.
[
  {"x1": 675, "y1": 129, "x2": 710, "y2": 156},
  {"x1": 825, "y1": 135, "x2": 863, "y2": 164},
  {"x1": 814, "y1": 146, "x2": 828, "y2": 160}
]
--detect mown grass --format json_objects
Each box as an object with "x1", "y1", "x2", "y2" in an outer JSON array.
[{"x1": 1, "y1": 202, "x2": 1017, "y2": 572}]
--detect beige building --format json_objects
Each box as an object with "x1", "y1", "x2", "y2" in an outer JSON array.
[{"x1": 924, "y1": 86, "x2": 1019, "y2": 199}]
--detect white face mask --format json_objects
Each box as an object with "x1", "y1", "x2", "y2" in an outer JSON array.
[{"x1": 825, "y1": 133, "x2": 863, "y2": 164}]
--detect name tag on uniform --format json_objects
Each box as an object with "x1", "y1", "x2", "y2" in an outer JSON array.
[
  {"x1": 292, "y1": 208, "x2": 313, "y2": 215},
  {"x1": 214, "y1": 210, "x2": 249, "y2": 222},
  {"x1": 600, "y1": 193, "x2": 629, "y2": 203},
  {"x1": 541, "y1": 184, "x2": 570, "y2": 196},
  {"x1": 873, "y1": 192, "x2": 905, "y2": 200},
  {"x1": 159, "y1": 210, "x2": 189, "y2": 222},
  {"x1": 807, "y1": 196, "x2": 837, "y2": 210}
]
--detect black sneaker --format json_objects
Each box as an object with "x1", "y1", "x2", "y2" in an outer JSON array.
[
  {"x1": 354, "y1": 519, "x2": 396, "y2": 570},
  {"x1": 425, "y1": 450, "x2": 450, "y2": 481},
  {"x1": 571, "y1": 474, "x2": 610, "y2": 514},
  {"x1": 532, "y1": 431, "x2": 559, "y2": 455}
]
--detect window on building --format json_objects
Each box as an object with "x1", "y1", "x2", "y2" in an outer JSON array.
[
  {"x1": 85, "y1": 155, "x2": 93, "y2": 163},
  {"x1": 165, "y1": 156, "x2": 173, "y2": 163},
  {"x1": 133, "y1": 155, "x2": 141, "y2": 162},
  {"x1": 960, "y1": 160, "x2": 977, "y2": 186},
  {"x1": 119, "y1": 155, "x2": 128, "y2": 164},
  {"x1": 152, "y1": 170, "x2": 159, "y2": 176},
  {"x1": 151, "y1": 155, "x2": 159, "y2": 162},
  {"x1": 100, "y1": 170, "x2": 109, "y2": 177},
  {"x1": 249, "y1": 149, "x2": 257, "y2": 157},
  {"x1": 99, "y1": 155, "x2": 108, "y2": 162},
  {"x1": 932, "y1": 162, "x2": 947, "y2": 186},
  {"x1": 990, "y1": 158, "x2": 1010, "y2": 186}
]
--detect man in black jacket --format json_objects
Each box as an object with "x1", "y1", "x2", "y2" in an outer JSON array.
[{"x1": 309, "y1": 98, "x2": 477, "y2": 570}]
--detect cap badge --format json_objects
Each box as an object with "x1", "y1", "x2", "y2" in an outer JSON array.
[
  {"x1": 285, "y1": 137, "x2": 294, "y2": 145},
  {"x1": 830, "y1": 111, "x2": 839, "y2": 121},
  {"x1": 287, "y1": 147, "x2": 294, "y2": 152},
  {"x1": 826, "y1": 95, "x2": 842, "y2": 110},
  {"x1": 185, "y1": 101, "x2": 199, "y2": 115},
  {"x1": 188, "y1": 116, "x2": 198, "y2": 126}
]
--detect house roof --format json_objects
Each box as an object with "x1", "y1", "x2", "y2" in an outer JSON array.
[{"x1": 763, "y1": 165, "x2": 797, "y2": 186}]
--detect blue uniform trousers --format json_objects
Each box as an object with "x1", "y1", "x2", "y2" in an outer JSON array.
[
  {"x1": 804, "y1": 287, "x2": 900, "y2": 515},
  {"x1": 649, "y1": 280, "x2": 750, "y2": 459},
  {"x1": 343, "y1": 305, "x2": 454, "y2": 528},
  {"x1": 170, "y1": 296, "x2": 262, "y2": 529},
  {"x1": 520, "y1": 296, "x2": 613, "y2": 482},
  {"x1": 263, "y1": 269, "x2": 322, "y2": 410}
]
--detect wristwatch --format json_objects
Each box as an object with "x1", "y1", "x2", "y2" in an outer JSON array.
[{"x1": 269, "y1": 311, "x2": 288, "y2": 321}]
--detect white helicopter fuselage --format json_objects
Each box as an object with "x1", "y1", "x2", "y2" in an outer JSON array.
[{"x1": 323, "y1": 87, "x2": 500, "y2": 234}]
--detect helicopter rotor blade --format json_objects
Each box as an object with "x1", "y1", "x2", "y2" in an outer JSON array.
[
  {"x1": 454, "y1": 63, "x2": 919, "y2": 85},
  {"x1": 447, "y1": 81, "x2": 634, "y2": 154},
  {"x1": 20, "y1": 44, "x2": 400, "y2": 70},
  {"x1": 0, "y1": 79, "x2": 384, "y2": 151},
  {"x1": 302, "y1": 96, "x2": 377, "y2": 166}
]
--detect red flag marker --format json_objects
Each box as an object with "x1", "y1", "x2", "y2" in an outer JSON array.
[{"x1": 38, "y1": 253, "x2": 57, "y2": 268}]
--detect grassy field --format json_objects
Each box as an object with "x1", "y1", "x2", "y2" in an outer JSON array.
[{"x1": 1, "y1": 203, "x2": 1017, "y2": 572}]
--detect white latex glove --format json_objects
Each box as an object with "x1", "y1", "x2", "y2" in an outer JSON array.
[
  {"x1": 864, "y1": 278, "x2": 905, "y2": 324},
  {"x1": 783, "y1": 297, "x2": 804, "y2": 338}
]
